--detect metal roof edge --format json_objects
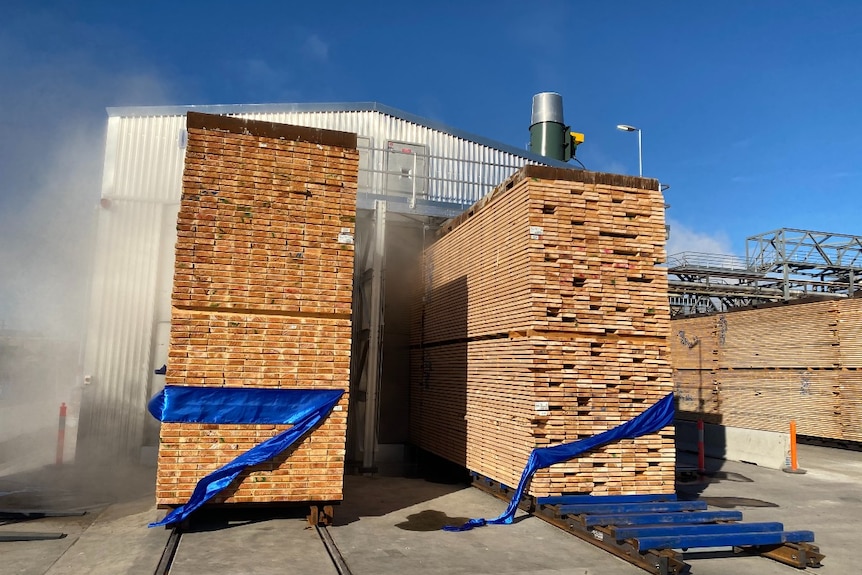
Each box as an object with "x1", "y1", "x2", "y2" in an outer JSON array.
[
  {"x1": 105, "y1": 101, "x2": 574, "y2": 168},
  {"x1": 106, "y1": 101, "x2": 382, "y2": 117}
]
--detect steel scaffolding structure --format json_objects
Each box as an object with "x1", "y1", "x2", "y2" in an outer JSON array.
[{"x1": 666, "y1": 228, "x2": 862, "y2": 317}]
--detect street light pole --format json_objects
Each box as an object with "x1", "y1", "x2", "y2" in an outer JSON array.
[{"x1": 616, "y1": 124, "x2": 642, "y2": 177}]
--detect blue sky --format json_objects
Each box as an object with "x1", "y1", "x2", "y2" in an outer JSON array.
[{"x1": 2, "y1": 0, "x2": 862, "y2": 333}]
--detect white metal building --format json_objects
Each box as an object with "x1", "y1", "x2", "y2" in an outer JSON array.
[{"x1": 77, "y1": 102, "x2": 572, "y2": 467}]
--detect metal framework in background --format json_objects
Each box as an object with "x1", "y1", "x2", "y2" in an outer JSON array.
[{"x1": 667, "y1": 228, "x2": 862, "y2": 317}]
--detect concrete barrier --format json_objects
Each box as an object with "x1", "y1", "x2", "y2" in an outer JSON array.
[{"x1": 676, "y1": 420, "x2": 790, "y2": 470}]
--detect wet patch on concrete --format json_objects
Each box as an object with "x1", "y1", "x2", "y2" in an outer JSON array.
[
  {"x1": 699, "y1": 496, "x2": 778, "y2": 508},
  {"x1": 384, "y1": 548, "x2": 407, "y2": 557},
  {"x1": 394, "y1": 510, "x2": 470, "y2": 531},
  {"x1": 677, "y1": 470, "x2": 754, "y2": 485}
]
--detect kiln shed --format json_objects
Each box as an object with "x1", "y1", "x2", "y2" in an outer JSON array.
[{"x1": 76, "y1": 101, "x2": 574, "y2": 467}]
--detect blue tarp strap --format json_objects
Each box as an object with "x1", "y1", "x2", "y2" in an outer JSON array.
[
  {"x1": 443, "y1": 393, "x2": 675, "y2": 531},
  {"x1": 147, "y1": 386, "x2": 344, "y2": 528}
]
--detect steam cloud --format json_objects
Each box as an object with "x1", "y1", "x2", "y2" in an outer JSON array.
[
  {"x1": 0, "y1": 7, "x2": 171, "y2": 473},
  {"x1": 665, "y1": 218, "x2": 734, "y2": 257}
]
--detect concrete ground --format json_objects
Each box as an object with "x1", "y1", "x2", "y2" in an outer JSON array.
[{"x1": 2, "y1": 443, "x2": 858, "y2": 574}]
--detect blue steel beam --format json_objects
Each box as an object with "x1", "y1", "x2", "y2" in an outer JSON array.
[
  {"x1": 635, "y1": 530, "x2": 816, "y2": 552},
  {"x1": 612, "y1": 521, "x2": 785, "y2": 540},
  {"x1": 560, "y1": 500, "x2": 707, "y2": 515},
  {"x1": 537, "y1": 493, "x2": 676, "y2": 506},
  {"x1": 584, "y1": 510, "x2": 743, "y2": 527}
]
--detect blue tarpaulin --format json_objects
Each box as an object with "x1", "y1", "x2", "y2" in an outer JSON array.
[
  {"x1": 443, "y1": 393, "x2": 675, "y2": 531},
  {"x1": 147, "y1": 386, "x2": 344, "y2": 527}
]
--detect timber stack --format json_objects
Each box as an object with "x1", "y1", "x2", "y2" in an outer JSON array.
[
  {"x1": 156, "y1": 112, "x2": 358, "y2": 506},
  {"x1": 672, "y1": 297, "x2": 862, "y2": 443},
  {"x1": 410, "y1": 165, "x2": 676, "y2": 497}
]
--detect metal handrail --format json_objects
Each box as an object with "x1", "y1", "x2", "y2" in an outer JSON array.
[{"x1": 667, "y1": 252, "x2": 750, "y2": 271}]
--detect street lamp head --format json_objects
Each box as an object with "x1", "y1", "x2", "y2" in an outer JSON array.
[{"x1": 616, "y1": 124, "x2": 643, "y2": 176}]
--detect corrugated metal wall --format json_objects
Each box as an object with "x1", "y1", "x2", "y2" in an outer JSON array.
[
  {"x1": 236, "y1": 109, "x2": 533, "y2": 212},
  {"x1": 77, "y1": 115, "x2": 185, "y2": 461},
  {"x1": 79, "y1": 106, "x2": 551, "y2": 461}
]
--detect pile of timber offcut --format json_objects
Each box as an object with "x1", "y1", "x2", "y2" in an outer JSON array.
[
  {"x1": 156, "y1": 112, "x2": 358, "y2": 506},
  {"x1": 671, "y1": 297, "x2": 862, "y2": 443},
  {"x1": 410, "y1": 165, "x2": 675, "y2": 497}
]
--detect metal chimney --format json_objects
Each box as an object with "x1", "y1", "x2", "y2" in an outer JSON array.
[
  {"x1": 531, "y1": 92, "x2": 565, "y2": 126},
  {"x1": 529, "y1": 93, "x2": 584, "y2": 162},
  {"x1": 529, "y1": 92, "x2": 567, "y2": 161}
]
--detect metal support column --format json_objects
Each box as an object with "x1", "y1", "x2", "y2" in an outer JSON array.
[{"x1": 362, "y1": 201, "x2": 386, "y2": 473}]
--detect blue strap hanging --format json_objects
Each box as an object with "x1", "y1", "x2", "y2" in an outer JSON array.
[
  {"x1": 443, "y1": 393, "x2": 675, "y2": 531},
  {"x1": 147, "y1": 386, "x2": 344, "y2": 528}
]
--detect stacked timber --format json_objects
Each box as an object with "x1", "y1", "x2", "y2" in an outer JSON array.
[
  {"x1": 718, "y1": 302, "x2": 839, "y2": 369},
  {"x1": 411, "y1": 165, "x2": 675, "y2": 497},
  {"x1": 838, "y1": 298, "x2": 862, "y2": 367},
  {"x1": 669, "y1": 315, "x2": 720, "y2": 420},
  {"x1": 671, "y1": 297, "x2": 862, "y2": 442},
  {"x1": 839, "y1": 298, "x2": 862, "y2": 442},
  {"x1": 840, "y1": 370, "x2": 862, "y2": 442},
  {"x1": 156, "y1": 112, "x2": 358, "y2": 506}
]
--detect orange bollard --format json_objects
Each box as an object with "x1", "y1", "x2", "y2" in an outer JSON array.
[
  {"x1": 789, "y1": 420, "x2": 798, "y2": 470},
  {"x1": 56, "y1": 402, "x2": 67, "y2": 466},
  {"x1": 783, "y1": 419, "x2": 807, "y2": 474}
]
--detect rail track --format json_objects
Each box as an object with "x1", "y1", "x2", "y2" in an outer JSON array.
[{"x1": 153, "y1": 506, "x2": 352, "y2": 575}]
